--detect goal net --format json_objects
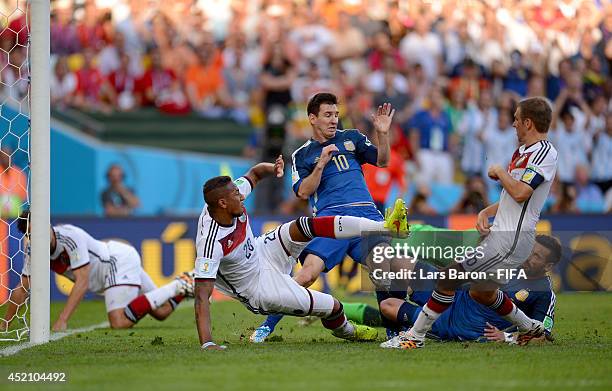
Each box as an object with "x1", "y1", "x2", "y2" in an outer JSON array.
[{"x1": 0, "y1": 0, "x2": 31, "y2": 342}]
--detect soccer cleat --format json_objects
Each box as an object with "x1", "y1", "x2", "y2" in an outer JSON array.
[
  {"x1": 176, "y1": 271, "x2": 195, "y2": 298},
  {"x1": 380, "y1": 331, "x2": 424, "y2": 349},
  {"x1": 384, "y1": 199, "x2": 409, "y2": 237},
  {"x1": 350, "y1": 321, "x2": 378, "y2": 341},
  {"x1": 249, "y1": 325, "x2": 272, "y2": 343},
  {"x1": 516, "y1": 320, "x2": 545, "y2": 346}
]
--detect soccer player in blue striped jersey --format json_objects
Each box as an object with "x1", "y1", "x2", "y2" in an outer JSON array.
[
  {"x1": 250, "y1": 92, "x2": 398, "y2": 342},
  {"x1": 379, "y1": 235, "x2": 561, "y2": 347}
]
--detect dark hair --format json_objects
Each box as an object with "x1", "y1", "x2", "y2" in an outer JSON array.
[
  {"x1": 17, "y1": 209, "x2": 29, "y2": 234},
  {"x1": 535, "y1": 235, "x2": 562, "y2": 265},
  {"x1": 307, "y1": 92, "x2": 338, "y2": 116},
  {"x1": 517, "y1": 97, "x2": 552, "y2": 133},
  {"x1": 203, "y1": 176, "x2": 233, "y2": 206}
]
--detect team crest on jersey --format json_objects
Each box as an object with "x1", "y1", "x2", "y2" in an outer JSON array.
[
  {"x1": 515, "y1": 289, "x2": 529, "y2": 301},
  {"x1": 343, "y1": 140, "x2": 355, "y2": 151}
]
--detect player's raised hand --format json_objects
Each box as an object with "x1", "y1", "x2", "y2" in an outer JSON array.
[
  {"x1": 487, "y1": 164, "x2": 503, "y2": 180},
  {"x1": 274, "y1": 154, "x2": 284, "y2": 178},
  {"x1": 371, "y1": 103, "x2": 395, "y2": 134},
  {"x1": 317, "y1": 145, "x2": 339, "y2": 168},
  {"x1": 483, "y1": 322, "x2": 505, "y2": 342}
]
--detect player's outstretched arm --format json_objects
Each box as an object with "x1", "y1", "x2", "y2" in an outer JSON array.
[
  {"x1": 244, "y1": 155, "x2": 284, "y2": 189},
  {"x1": 194, "y1": 280, "x2": 225, "y2": 350},
  {"x1": 54, "y1": 265, "x2": 90, "y2": 332},
  {"x1": 0, "y1": 275, "x2": 30, "y2": 332}
]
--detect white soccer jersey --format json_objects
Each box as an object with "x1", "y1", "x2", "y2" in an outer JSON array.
[
  {"x1": 492, "y1": 140, "x2": 558, "y2": 234},
  {"x1": 22, "y1": 225, "x2": 112, "y2": 293},
  {"x1": 194, "y1": 176, "x2": 260, "y2": 300}
]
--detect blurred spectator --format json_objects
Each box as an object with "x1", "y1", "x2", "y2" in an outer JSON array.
[
  {"x1": 503, "y1": 50, "x2": 531, "y2": 97},
  {"x1": 452, "y1": 175, "x2": 490, "y2": 214},
  {"x1": 73, "y1": 48, "x2": 112, "y2": 113},
  {"x1": 366, "y1": 55, "x2": 408, "y2": 95},
  {"x1": 457, "y1": 89, "x2": 496, "y2": 178},
  {"x1": 550, "y1": 183, "x2": 578, "y2": 214},
  {"x1": 135, "y1": 49, "x2": 189, "y2": 114},
  {"x1": 0, "y1": 146, "x2": 27, "y2": 218},
  {"x1": 405, "y1": 88, "x2": 454, "y2": 185},
  {"x1": 185, "y1": 37, "x2": 245, "y2": 122},
  {"x1": 399, "y1": 16, "x2": 442, "y2": 81},
  {"x1": 50, "y1": 56, "x2": 77, "y2": 108},
  {"x1": 50, "y1": 1, "x2": 80, "y2": 55},
  {"x1": 371, "y1": 61, "x2": 412, "y2": 123},
  {"x1": 288, "y1": 10, "x2": 334, "y2": 75},
  {"x1": 367, "y1": 31, "x2": 404, "y2": 72},
  {"x1": 574, "y1": 164, "x2": 604, "y2": 211},
  {"x1": 363, "y1": 129, "x2": 407, "y2": 214},
  {"x1": 101, "y1": 164, "x2": 140, "y2": 217},
  {"x1": 448, "y1": 58, "x2": 490, "y2": 102},
  {"x1": 76, "y1": 1, "x2": 106, "y2": 51},
  {"x1": 107, "y1": 52, "x2": 139, "y2": 111},
  {"x1": 408, "y1": 185, "x2": 437, "y2": 216},
  {"x1": 480, "y1": 105, "x2": 518, "y2": 186},
  {"x1": 550, "y1": 104, "x2": 590, "y2": 185},
  {"x1": 591, "y1": 113, "x2": 612, "y2": 194},
  {"x1": 260, "y1": 44, "x2": 296, "y2": 112}
]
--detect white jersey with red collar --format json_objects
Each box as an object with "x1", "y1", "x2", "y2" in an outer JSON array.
[
  {"x1": 22, "y1": 224, "x2": 111, "y2": 293},
  {"x1": 194, "y1": 176, "x2": 261, "y2": 300},
  {"x1": 492, "y1": 140, "x2": 558, "y2": 234}
]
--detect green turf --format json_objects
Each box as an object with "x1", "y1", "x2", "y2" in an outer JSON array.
[{"x1": 1, "y1": 293, "x2": 611, "y2": 391}]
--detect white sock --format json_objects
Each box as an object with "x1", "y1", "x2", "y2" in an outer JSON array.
[
  {"x1": 144, "y1": 280, "x2": 180, "y2": 310},
  {"x1": 502, "y1": 303, "x2": 535, "y2": 332},
  {"x1": 409, "y1": 304, "x2": 442, "y2": 340},
  {"x1": 331, "y1": 318, "x2": 356, "y2": 339},
  {"x1": 333, "y1": 216, "x2": 385, "y2": 238}
]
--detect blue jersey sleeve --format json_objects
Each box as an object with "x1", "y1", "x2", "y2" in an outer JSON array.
[
  {"x1": 529, "y1": 291, "x2": 556, "y2": 335},
  {"x1": 350, "y1": 130, "x2": 378, "y2": 165},
  {"x1": 291, "y1": 147, "x2": 312, "y2": 196}
]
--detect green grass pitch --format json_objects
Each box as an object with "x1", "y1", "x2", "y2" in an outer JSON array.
[{"x1": 1, "y1": 293, "x2": 611, "y2": 390}]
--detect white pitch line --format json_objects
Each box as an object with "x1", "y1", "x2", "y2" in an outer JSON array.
[{"x1": 0, "y1": 321, "x2": 109, "y2": 357}]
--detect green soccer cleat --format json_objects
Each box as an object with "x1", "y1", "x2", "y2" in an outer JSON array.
[
  {"x1": 351, "y1": 321, "x2": 378, "y2": 342},
  {"x1": 384, "y1": 198, "x2": 409, "y2": 237}
]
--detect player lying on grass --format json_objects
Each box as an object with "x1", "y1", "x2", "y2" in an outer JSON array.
[
  {"x1": 193, "y1": 157, "x2": 409, "y2": 350},
  {"x1": 1, "y1": 214, "x2": 195, "y2": 332},
  {"x1": 378, "y1": 234, "x2": 561, "y2": 347}
]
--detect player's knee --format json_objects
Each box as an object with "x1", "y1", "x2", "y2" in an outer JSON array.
[
  {"x1": 295, "y1": 266, "x2": 321, "y2": 287},
  {"x1": 378, "y1": 299, "x2": 397, "y2": 320},
  {"x1": 108, "y1": 309, "x2": 135, "y2": 329}
]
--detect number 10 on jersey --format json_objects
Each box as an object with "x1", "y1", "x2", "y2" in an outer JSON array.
[{"x1": 332, "y1": 155, "x2": 349, "y2": 171}]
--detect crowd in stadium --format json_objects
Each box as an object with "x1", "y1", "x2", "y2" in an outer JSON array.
[{"x1": 1, "y1": 0, "x2": 611, "y2": 214}]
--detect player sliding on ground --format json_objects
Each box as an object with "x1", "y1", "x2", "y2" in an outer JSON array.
[
  {"x1": 193, "y1": 157, "x2": 408, "y2": 350},
  {"x1": 1, "y1": 214, "x2": 195, "y2": 332},
  {"x1": 391, "y1": 96, "x2": 558, "y2": 349}
]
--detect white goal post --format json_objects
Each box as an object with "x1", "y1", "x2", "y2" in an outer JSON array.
[{"x1": 29, "y1": 0, "x2": 50, "y2": 344}]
